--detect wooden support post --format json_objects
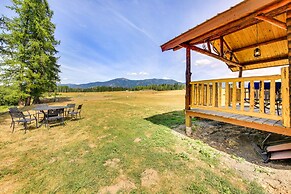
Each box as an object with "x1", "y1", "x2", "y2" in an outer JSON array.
[
  {"x1": 284, "y1": 7, "x2": 291, "y2": 127},
  {"x1": 220, "y1": 36, "x2": 224, "y2": 57},
  {"x1": 238, "y1": 67, "x2": 243, "y2": 78},
  {"x1": 185, "y1": 47, "x2": 191, "y2": 110},
  {"x1": 185, "y1": 48, "x2": 192, "y2": 135},
  {"x1": 281, "y1": 67, "x2": 290, "y2": 127}
]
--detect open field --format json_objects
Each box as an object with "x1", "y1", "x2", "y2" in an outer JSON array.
[{"x1": 0, "y1": 90, "x2": 274, "y2": 193}]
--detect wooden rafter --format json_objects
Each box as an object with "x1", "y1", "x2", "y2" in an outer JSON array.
[
  {"x1": 232, "y1": 36, "x2": 286, "y2": 53},
  {"x1": 180, "y1": 43, "x2": 242, "y2": 67},
  {"x1": 240, "y1": 54, "x2": 288, "y2": 66},
  {"x1": 207, "y1": 40, "x2": 211, "y2": 52},
  {"x1": 222, "y1": 38, "x2": 239, "y2": 63},
  {"x1": 256, "y1": 14, "x2": 287, "y2": 30},
  {"x1": 188, "y1": 3, "x2": 288, "y2": 46},
  {"x1": 161, "y1": 0, "x2": 290, "y2": 51}
]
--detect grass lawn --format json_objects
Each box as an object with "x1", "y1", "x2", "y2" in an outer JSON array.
[{"x1": 0, "y1": 90, "x2": 264, "y2": 193}]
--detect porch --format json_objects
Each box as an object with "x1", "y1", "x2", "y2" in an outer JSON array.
[
  {"x1": 161, "y1": 0, "x2": 291, "y2": 136},
  {"x1": 186, "y1": 67, "x2": 291, "y2": 136}
]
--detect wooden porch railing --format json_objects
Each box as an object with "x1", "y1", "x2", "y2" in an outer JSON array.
[{"x1": 189, "y1": 67, "x2": 291, "y2": 127}]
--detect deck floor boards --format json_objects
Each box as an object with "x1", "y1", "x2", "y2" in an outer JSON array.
[{"x1": 190, "y1": 108, "x2": 283, "y2": 128}]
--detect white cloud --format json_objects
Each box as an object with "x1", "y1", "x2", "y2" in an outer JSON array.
[
  {"x1": 127, "y1": 72, "x2": 149, "y2": 76},
  {"x1": 195, "y1": 59, "x2": 212, "y2": 66}
]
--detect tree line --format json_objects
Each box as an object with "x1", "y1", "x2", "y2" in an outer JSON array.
[{"x1": 57, "y1": 83, "x2": 185, "y2": 93}]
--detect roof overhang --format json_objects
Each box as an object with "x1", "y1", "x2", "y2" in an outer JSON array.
[{"x1": 161, "y1": 0, "x2": 291, "y2": 72}]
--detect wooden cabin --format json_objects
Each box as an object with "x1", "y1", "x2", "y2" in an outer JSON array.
[{"x1": 161, "y1": 0, "x2": 291, "y2": 136}]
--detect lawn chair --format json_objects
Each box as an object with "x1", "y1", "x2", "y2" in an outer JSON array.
[
  {"x1": 9, "y1": 107, "x2": 32, "y2": 119},
  {"x1": 9, "y1": 108, "x2": 37, "y2": 133},
  {"x1": 65, "y1": 103, "x2": 75, "y2": 117},
  {"x1": 68, "y1": 104, "x2": 82, "y2": 119},
  {"x1": 44, "y1": 108, "x2": 65, "y2": 128}
]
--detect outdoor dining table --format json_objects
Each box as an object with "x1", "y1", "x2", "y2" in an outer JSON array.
[{"x1": 32, "y1": 105, "x2": 68, "y2": 125}]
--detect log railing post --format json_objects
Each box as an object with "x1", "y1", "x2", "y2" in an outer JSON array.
[
  {"x1": 281, "y1": 67, "x2": 291, "y2": 127},
  {"x1": 284, "y1": 6, "x2": 291, "y2": 127},
  {"x1": 185, "y1": 47, "x2": 192, "y2": 135}
]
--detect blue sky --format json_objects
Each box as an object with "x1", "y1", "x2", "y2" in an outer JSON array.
[{"x1": 0, "y1": 0, "x2": 282, "y2": 84}]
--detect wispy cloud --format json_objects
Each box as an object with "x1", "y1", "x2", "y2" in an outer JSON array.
[
  {"x1": 99, "y1": 1, "x2": 158, "y2": 45},
  {"x1": 127, "y1": 72, "x2": 149, "y2": 76},
  {"x1": 0, "y1": 0, "x2": 247, "y2": 84}
]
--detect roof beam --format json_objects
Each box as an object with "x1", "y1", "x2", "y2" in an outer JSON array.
[
  {"x1": 161, "y1": 0, "x2": 290, "y2": 52},
  {"x1": 222, "y1": 39, "x2": 239, "y2": 63},
  {"x1": 256, "y1": 14, "x2": 287, "y2": 30},
  {"x1": 240, "y1": 54, "x2": 288, "y2": 66},
  {"x1": 180, "y1": 43, "x2": 242, "y2": 67},
  {"x1": 232, "y1": 36, "x2": 286, "y2": 53}
]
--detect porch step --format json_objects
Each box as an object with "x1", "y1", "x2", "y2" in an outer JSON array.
[
  {"x1": 269, "y1": 150, "x2": 291, "y2": 160},
  {"x1": 266, "y1": 142, "x2": 291, "y2": 152}
]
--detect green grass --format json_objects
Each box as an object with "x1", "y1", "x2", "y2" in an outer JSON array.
[{"x1": 0, "y1": 91, "x2": 265, "y2": 193}]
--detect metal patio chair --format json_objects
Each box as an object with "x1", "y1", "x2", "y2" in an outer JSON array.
[
  {"x1": 68, "y1": 104, "x2": 82, "y2": 119},
  {"x1": 44, "y1": 108, "x2": 65, "y2": 128},
  {"x1": 9, "y1": 108, "x2": 37, "y2": 133},
  {"x1": 65, "y1": 103, "x2": 76, "y2": 117}
]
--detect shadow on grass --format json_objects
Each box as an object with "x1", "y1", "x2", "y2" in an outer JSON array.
[
  {"x1": 145, "y1": 110, "x2": 185, "y2": 129},
  {"x1": 41, "y1": 96, "x2": 72, "y2": 103}
]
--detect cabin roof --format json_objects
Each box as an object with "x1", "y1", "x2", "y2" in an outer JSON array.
[{"x1": 161, "y1": 0, "x2": 290, "y2": 72}]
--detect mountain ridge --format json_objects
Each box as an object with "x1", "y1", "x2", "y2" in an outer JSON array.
[{"x1": 60, "y1": 78, "x2": 183, "y2": 88}]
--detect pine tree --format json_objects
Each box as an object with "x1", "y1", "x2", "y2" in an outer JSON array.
[{"x1": 0, "y1": 0, "x2": 60, "y2": 105}]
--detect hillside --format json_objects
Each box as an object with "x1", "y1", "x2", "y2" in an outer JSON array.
[{"x1": 61, "y1": 78, "x2": 182, "y2": 88}]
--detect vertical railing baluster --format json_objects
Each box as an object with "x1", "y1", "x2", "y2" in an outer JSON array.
[
  {"x1": 225, "y1": 82, "x2": 229, "y2": 108},
  {"x1": 191, "y1": 83, "x2": 194, "y2": 107},
  {"x1": 201, "y1": 83, "x2": 204, "y2": 106},
  {"x1": 218, "y1": 82, "x2": 222, "y2": 108},
  {"x1": 270, "y1": 79, "x2": 276, "y2": 115},
  {"x1": 250, "y1": 80, "x2": 255, "y2": 112},
  {"x1": 212, "y1": 82, "x2": 216, "y2": 107},
  {"x1": 240, "y1": 81, "x2": 244, "y2": 111},
  {"x1": 259, "y1": 80, "x2": 265, "y2": 113},
  {"x1": 207, "y1": 83, "x2": 210, "y2": 106},
  {"x1": 232, "y1": 81, "x2": 237, "y2": 110}
]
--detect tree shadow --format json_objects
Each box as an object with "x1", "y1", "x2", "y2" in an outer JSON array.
[
  {"x1": 145, "y1": 110, "x2": 185, "y2": 129},
  {"x1": 145, "y1": 110, "x2": 291, "y2": 169},
  {"x1": 40, "y1": 96, "x2": 72, "y2": 103}
]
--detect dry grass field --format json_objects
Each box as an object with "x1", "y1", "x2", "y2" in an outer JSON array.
[{"x1": 0, "y1": 90, "x2": 266, "y2": 193}]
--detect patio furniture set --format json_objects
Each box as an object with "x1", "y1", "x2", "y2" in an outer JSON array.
[{"x1": 8, "y1": 103, "x2": 83, "y2": 133}]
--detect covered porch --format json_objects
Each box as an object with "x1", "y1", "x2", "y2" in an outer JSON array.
[{"x1": 161, "y1": 0, "x2": 291, "y2": 136}]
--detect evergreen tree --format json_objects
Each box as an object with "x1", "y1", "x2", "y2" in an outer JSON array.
[{"x1": 0, "y1": 0, "x2": 60, "y2": 105}]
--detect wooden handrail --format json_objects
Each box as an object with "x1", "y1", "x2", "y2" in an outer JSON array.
[
  {"x1": 190, "y1": 74, "x2": 280, "y2": 84},
  {"x1": 189, "y1": 73, "x2": 284, "y2": 124}
]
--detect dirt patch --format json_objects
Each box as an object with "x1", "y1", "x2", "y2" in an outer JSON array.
[
  {"x1": 103, "y1": 158, "x2": 120, "y2": 168},
  {"x1": 173, "y1": 118, "x2": 291, "y2": 193},
  {"x1": 141, "y1": 168, "x2": 160, "y2": 188},
  {"x1": 98, "y1": 175, "x2": 136, "y2": 194},
  {"x1": 134, "y1": 138, "x2": 141, "y2": 143}
]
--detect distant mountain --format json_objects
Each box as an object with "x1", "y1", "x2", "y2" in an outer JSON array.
[{"x1": 61, "y1": 78, "x2": 183, "y2": 89}]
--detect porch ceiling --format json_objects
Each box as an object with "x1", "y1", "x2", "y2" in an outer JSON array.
[{"x1": 161, "y1": 0, "x2": 290, "y2": 72}]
